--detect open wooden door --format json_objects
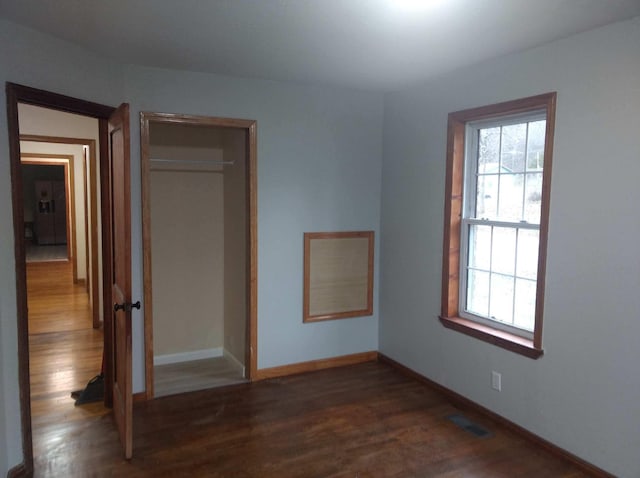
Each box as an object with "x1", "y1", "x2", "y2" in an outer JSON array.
[{"x1": 108, "y1": 103, "x2": 134, "y2": 459}]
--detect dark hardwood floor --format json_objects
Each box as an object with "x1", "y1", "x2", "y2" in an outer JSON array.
[
  {"x1": 32, "y1": 362, "x2": 590, "y2": 477},
  {"x1": 27, "y1": 264, "x2": 591, "y2": 477}
]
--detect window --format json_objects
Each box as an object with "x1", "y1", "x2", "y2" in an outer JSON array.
[{"x1": 440, "y1": 93, "x2": 556, "y2": 358}]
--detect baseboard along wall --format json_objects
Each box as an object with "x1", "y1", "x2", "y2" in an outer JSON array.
[
  {"x1": 6, "y1": 462, "x2": 28, "y2": 478},
  {"x1": 223, "y1": 349, "x2": 245, "y2": 377},
  {"x1": 254, "y1": 351, "x2": 378, "y2": 381},
  {"x1": 153, "y1": 347, "x2": 223, "y2": 366},
  {"x1": 376, "y1": 353, "x2": 614, "y2": 478},
  {"x1": 147, "y1": 347, "x2": 610, "y2": 476}
]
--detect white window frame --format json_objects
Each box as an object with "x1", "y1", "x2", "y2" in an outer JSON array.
[{"x1": 458, "y1": 111, "x2": 546, "y2": 339}]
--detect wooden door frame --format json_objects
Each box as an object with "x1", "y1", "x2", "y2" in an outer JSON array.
[
  {"x1": 20, "y1": 135, "x2": 101, "y2": 329},
  {"x1": 19, "y1": 155, "x2": 75, "y2": 267},
  {"x1": 140, "y1": 111, "x2": 258, "y2": 398},
  {"x1": 5, "y1": 82, "x2": 116, "y2": 478},
  {"x1": 83, "y1": 146, "x2": 90, "y2": 294}
]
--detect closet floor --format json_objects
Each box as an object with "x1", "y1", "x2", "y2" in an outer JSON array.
[{"x1": 154, "y1": 356, "x2": 246, "y2": 398}]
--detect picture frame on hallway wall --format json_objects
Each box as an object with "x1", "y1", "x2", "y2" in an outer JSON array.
[{"x1": 303, "y1": 231, "x2": 374, "y2": 323}]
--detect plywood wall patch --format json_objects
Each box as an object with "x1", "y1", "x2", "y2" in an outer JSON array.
[{"x1": 303, "y1": 231, "x2": 374, "y2": 322}]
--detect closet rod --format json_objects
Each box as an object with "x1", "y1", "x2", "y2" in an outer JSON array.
[{"x1": 149, "y1": 158, "x2": 235, "y2": 166}]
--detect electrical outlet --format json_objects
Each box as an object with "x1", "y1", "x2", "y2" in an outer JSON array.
[{"x1": 491, "y1": 371, "x2": 502, "y2": 391}]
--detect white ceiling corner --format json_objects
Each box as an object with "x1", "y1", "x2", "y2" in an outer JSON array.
[{"x1": 1, "y1": 0, "x2": 639, "y2": 91}]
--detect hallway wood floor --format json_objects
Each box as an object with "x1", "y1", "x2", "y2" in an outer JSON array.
[
  {"x1": 26, "y1": 261, "x2": 106, "y2": 444},
  {"x1": 25, "y1": 263, "x2": 593, "y2": 477}
]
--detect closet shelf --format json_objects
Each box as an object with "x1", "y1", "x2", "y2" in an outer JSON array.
[{"x1": 150, "y1": 158, "x2": 235, "y2": 166}]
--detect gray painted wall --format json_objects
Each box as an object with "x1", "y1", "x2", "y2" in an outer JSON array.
[
  {"x1": 124, "y1": 65, "x2": 383, "y2": 385},
  {"x1": 2, "y1": 11, "x2": 638, "y2": 477},
  {"x1": 379, "y1": 17, "x2": 640, "y2": 478},
  {"x1": 0, "y1": 19, "x2": 125, "y2": 471},
  {"x1": 0, "y1": 302, "x2": 6, "y2": 475},
  {"x1": 0, "y1": 18, "x2": 382, "y2": 473}
]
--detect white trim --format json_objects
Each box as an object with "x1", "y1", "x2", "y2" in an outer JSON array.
[
  {"x1": 223, "y1": 349, "x2": 246, "y2": 377},
  {"x1": 468, "y1": 110, "x2": 546, "y2": 129},
  {"x1": 460, "y1": 111, "x2": 546, "y2": 336},
  {"x1": 464, "y1": 218, "x2": 539, "y2": 230},
  {"x1": 154, "y1": 347, "x2": 223, "y2": 366}
]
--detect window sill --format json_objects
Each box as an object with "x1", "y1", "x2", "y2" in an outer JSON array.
[{"x1": 439, "y1": 315, "x2": 543, "y2": 359}]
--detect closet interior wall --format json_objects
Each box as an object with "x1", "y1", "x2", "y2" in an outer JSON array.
[{"x1": 149, "y1": 123, "x2": 246, "y2": 378}]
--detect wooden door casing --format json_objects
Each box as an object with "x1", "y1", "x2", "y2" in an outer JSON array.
[
  {"x1": 7, "y1": 82, "x2": 129, "y2": 477},
  {"x1": 52, "y1": 180, "x2": 67, "y2": 242}
]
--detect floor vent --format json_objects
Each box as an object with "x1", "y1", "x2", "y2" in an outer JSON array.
[{"x1": 446, "y1": 414, "x2": 492, "y2": 438}]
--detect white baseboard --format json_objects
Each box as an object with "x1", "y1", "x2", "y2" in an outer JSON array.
[
  {"x1": 224, "y1": 349, "x2": 246, "y2": 377},
  {"x1": 154, "y1": 347, "x2": 223, "y2": 366}
]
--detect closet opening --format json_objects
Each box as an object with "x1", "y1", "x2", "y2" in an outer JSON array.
[{"x1": 141, "y1": 113, "x2": 258, "y2": 398}]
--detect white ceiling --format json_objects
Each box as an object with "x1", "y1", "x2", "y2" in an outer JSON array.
[{"x1": 1, "y1": 0, "x2": 639, "y2": 91}]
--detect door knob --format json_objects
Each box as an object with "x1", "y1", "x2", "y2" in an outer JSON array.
[{"x1": 114, "y1": 301, "x2": 141, "y2": 312}]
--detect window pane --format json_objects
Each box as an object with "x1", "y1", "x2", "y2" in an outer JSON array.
[
  {"x1": 475, "y1": 175, "x2": 497, "y2": 218},
  {"x1": 497, "y1": 173, "x2": 524, "y2": 221},
  {"x1": 526, "y1": 120, "x2": 546, "y2": 171},
  {"x1": 524, "y1": 172, "x2": 543, "y2": 224},
  {"x1": 501, "y1": 123, "x2": 526, "y2": 172},
  {"x1": 514, "y1": 278, "x2": 536, "y2": 331},
  {"x1": 478, "y1": 127, "x2": 500, "y2": 173},
  {"x1": 491, "y1": 227, "x2": 516, "y2": 275},
  {"x1": 466, "y1": 269, "x2": 489, "y2": 318},
  {"x1": 468, "y1": 224, "x2": 491, "y2": 270},
  {"x1": 450, "y1": 96, "x2": 553, "y2": 346},
  {"x1": 489, "y1": 273, "x2": 514, "y2": 324},
  {"x1": 516, "y1": 229, "x2": 539, "y2": 280}
]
